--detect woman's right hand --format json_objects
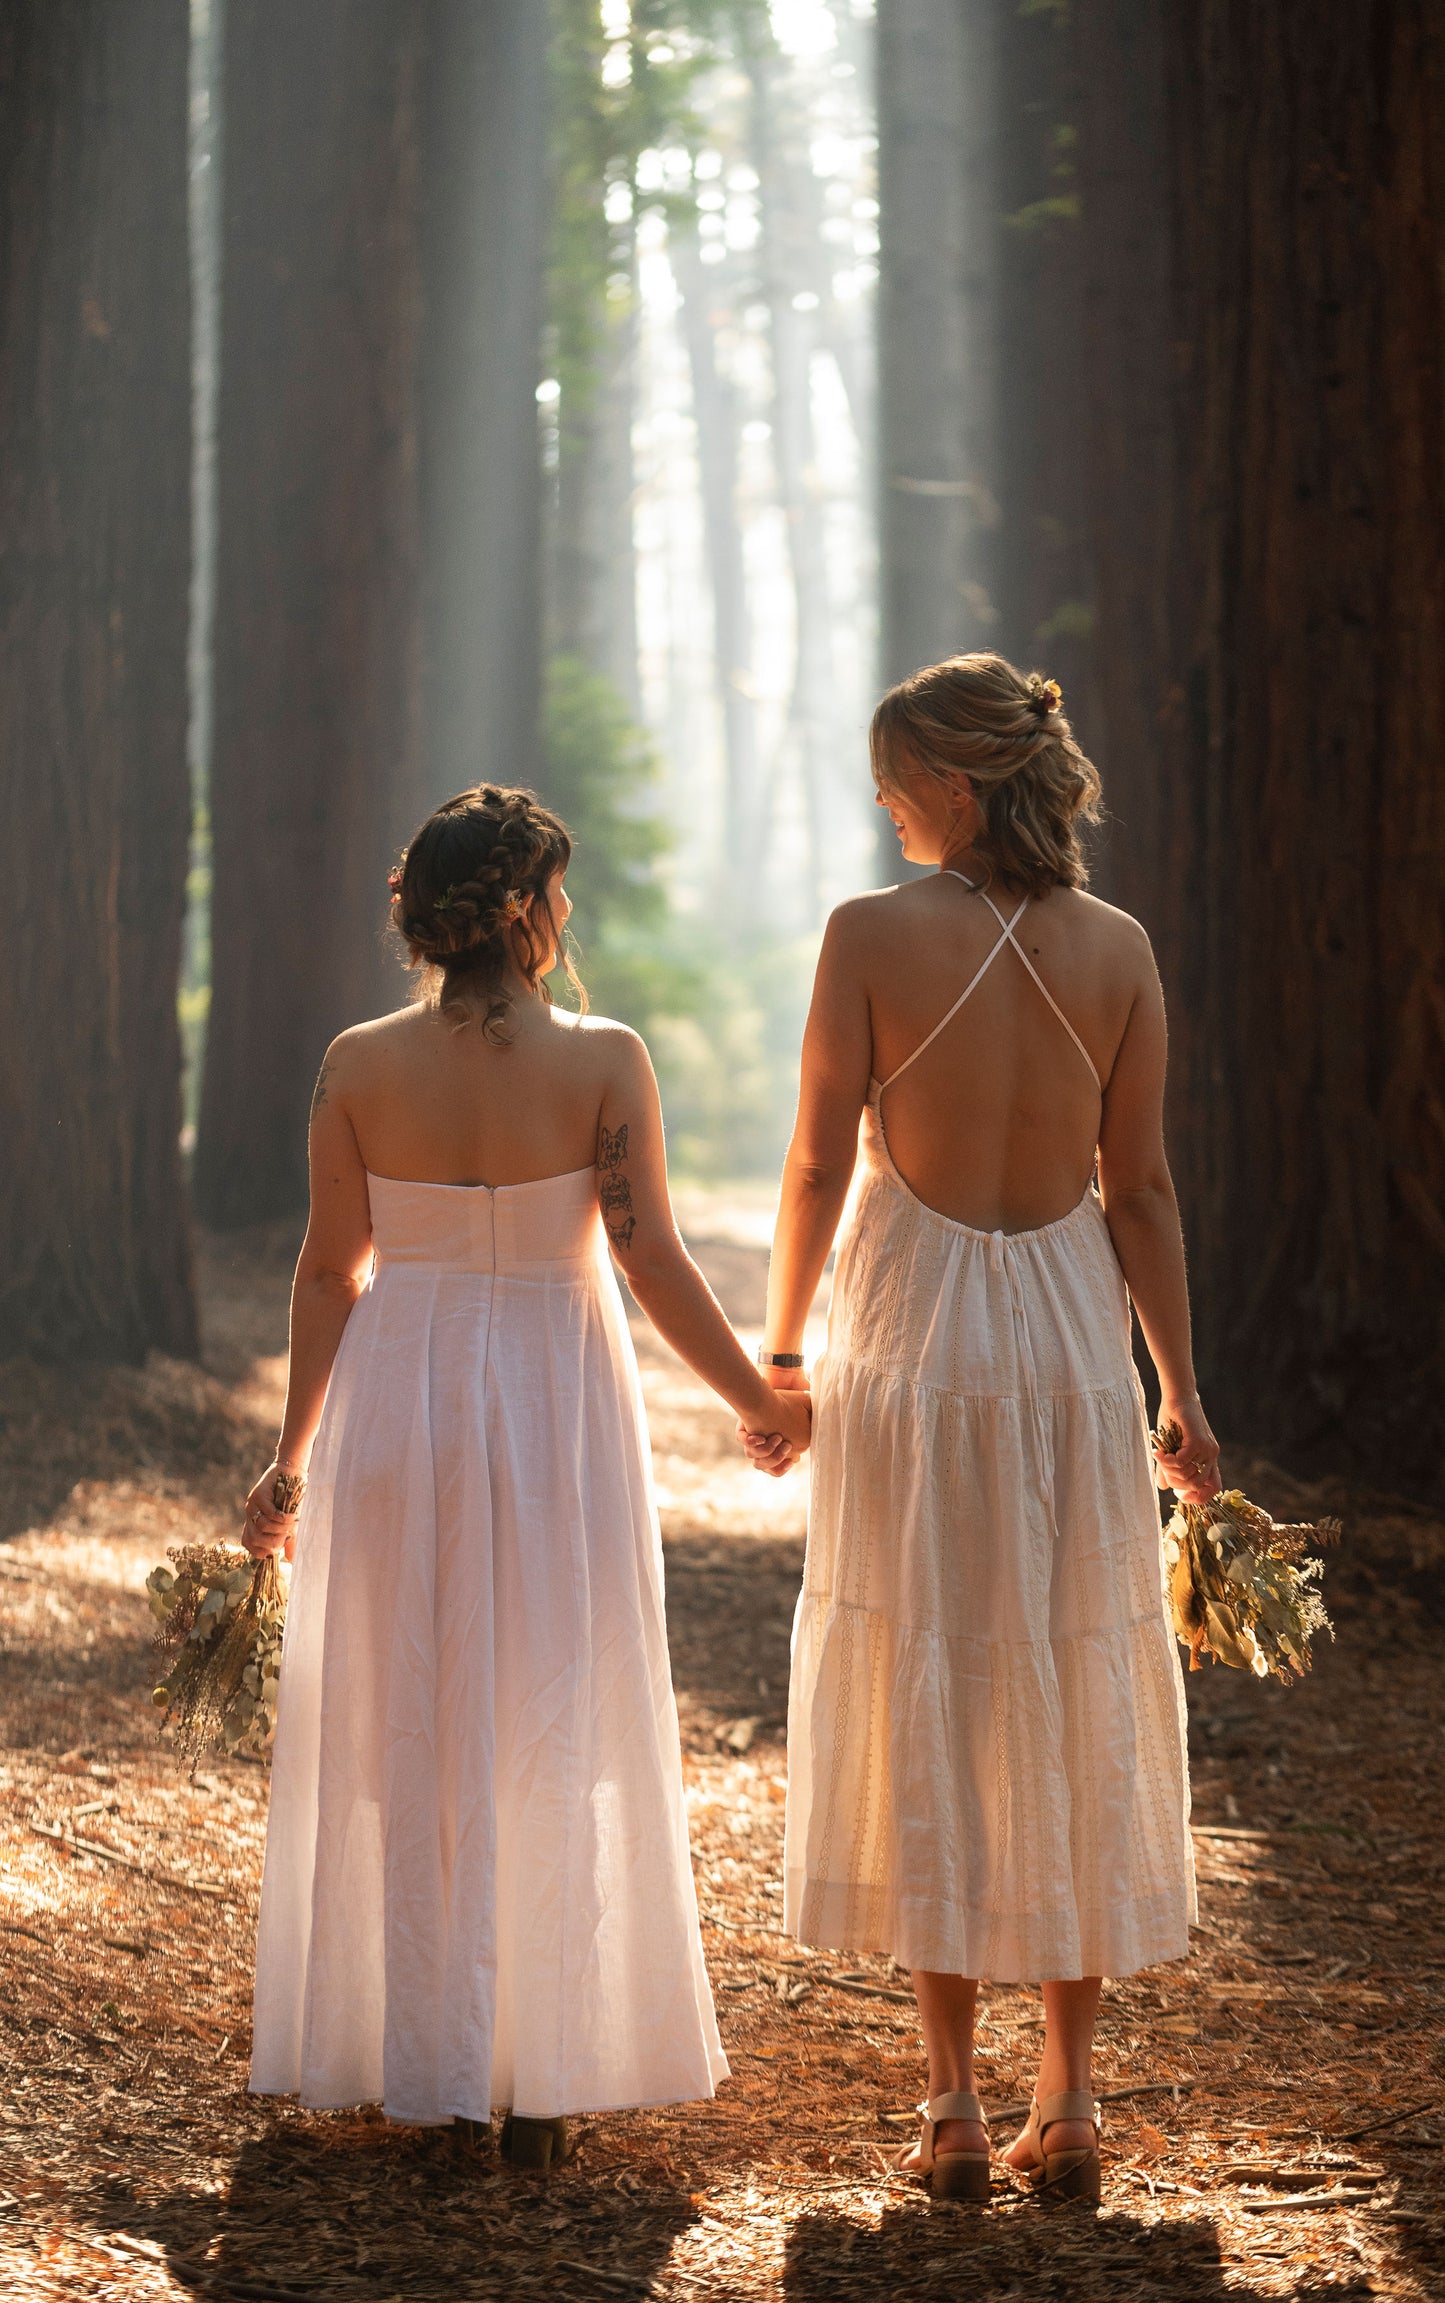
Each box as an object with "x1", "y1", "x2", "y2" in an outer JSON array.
[
  {"x1": 241, "y1": 1461, "x2": 303, "y2": 1562},
  {"x1": 1152, "y1": 1397, "x2": 1221, "y2": 1503}
]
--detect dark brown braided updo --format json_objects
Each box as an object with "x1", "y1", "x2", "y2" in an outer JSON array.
[{"x1": 389, "y1": 784, "x2": 583, "y2": 1038}]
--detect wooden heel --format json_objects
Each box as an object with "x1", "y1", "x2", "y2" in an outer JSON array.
[
  {"x1": 1038, "y1": 2145, "x2": 1101, "y2": 2203},
  {"x1": 897, "y1": 2090, "x2": 993, "y2": 2202},
  {"x1": 1018, "y1": 2092, "x2": 1102, "y2": 2204}
]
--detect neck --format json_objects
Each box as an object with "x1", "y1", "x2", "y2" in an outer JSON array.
[{"x1": 937, "y1": 840, "x2": 981, "y2": 881}]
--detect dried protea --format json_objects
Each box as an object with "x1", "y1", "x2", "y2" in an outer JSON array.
[
  {"x1": 147, "y1": 1544, "x2": 286, "y2": 1768},
  {"x1": 1152, "y1": 1422, "x2": 1339, "y2": 1681}
]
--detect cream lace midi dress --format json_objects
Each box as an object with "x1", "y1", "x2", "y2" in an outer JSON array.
[
  {"x1": 785, "y1": 878, "x2": 1194, "y2": 1981},
  {"x1": 250, "y1": 1167, "x2": 727, "y2": 2125}
]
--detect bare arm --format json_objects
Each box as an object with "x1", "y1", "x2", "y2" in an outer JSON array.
[
  {"x1": 599, "y1": 1032, "x2": 811, "y2": 1459},
  {"x1": 761, "y1": 904, "x2": 874, "y2": 1372},
  {"x1": 242, "y1": 1045, "x2": 375, "y2": 1556},
  {"x1": 1095, "y1": 939, "x2": 1220, "y2": 1501}
]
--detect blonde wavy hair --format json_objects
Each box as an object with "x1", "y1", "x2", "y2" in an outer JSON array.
[{"x1": 870, "y1": 651, "x2": 1102, "y2": 896}]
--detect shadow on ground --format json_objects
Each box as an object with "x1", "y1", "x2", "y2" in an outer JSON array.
[
  {"x1": 85, "y1": 2121, "x2": 695, "y2": 2301},
  {"x1": 783, "y1": 2199, "x2": 1377, "y2": 2301}
]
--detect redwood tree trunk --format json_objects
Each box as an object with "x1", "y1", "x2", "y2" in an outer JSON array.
[
  {"x1": 194, "y1": 1, "x2": 424, "y2": 1228},
  {"x1": 417, "y1": 0, "x2": 547, "y2": 799},
  {"x1": 0, "y1": 1, "x2": 196, "y2": 1359},
  {"x1": 874, "y1": 0, "x2": 1003, "y2": 880},
  {"x1": 1077, "y1": 2, "x2": 1445, "y2": 1495}
]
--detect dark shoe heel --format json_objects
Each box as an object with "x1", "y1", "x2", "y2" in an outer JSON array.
[{"x1": 501, "y1": 2112, "x2": 570, "y2": 2172}]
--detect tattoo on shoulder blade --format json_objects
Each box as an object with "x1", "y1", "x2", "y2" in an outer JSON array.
[
  {"x1": 310, "y1": 1059, "x2": 332, "y2": 1119},
  {"x1": 598, "y1": 1122, "x2": 636, "y2": 1251}
]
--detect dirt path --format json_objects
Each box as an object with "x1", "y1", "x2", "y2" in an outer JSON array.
[{"x1": 1, "y1": 1210, "x2": 1442, "y2": 2300}]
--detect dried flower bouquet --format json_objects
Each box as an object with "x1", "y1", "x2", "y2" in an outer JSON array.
[
  {"x1": 146, "y1": 1544, "x2": 286, "y2": 1766},
  {"x1": 1152, "y1": 1421, "x2": 1339, "y2": 1681}
]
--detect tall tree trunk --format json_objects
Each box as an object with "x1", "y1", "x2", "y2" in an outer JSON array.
[
  {"x1": 1078, "y1": 2, "x2": 1445, "y2": 1495},
  {"x1": 993, "y1": 1, "x2": 1089, "y2": 706},
  {"x1": 874, "y1": 0, "x2": 1003, "y2": 880},
  {"x1": 553, "y1": 244, "x2": 643, "y2": 718},
  {"x1": 673, "y1": 225, "x2": 764, "y2": 923},
  {"x1": 0, "y1": 1, "x2": 196, "y2": 1360},
  {"x1": 746, "y1": 36, "x2": 838, "y2": 928},
  {"x1": 194, "y1": 1, "x2": 423, "y2": 1229},
  {"x1": 1070, "y1": 1, "x2": 1175, "y2": 943},
  {"x1": 418, "y1": 0, "x2": 547, "y2": 799}
]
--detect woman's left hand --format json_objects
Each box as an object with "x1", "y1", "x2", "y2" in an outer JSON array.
[
  {"x1": 736, "y1": 1384, "x2": 812, "y2": 1477},
  {"x1": 241, "y1": 1462, "x2": 304, "y2": 1562}
]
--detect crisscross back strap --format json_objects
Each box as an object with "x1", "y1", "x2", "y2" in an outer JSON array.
[{"x1": 875, "y1": 869, "x2": 1102, "y2": 1096}]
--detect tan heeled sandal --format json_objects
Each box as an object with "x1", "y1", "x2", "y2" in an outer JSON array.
[
  {"x1": 896, "y1": 2090, "x2": 992, "y2": 2201},
  {"x1": 1017, "y1": 2090, "x2": 1102, "y2": 2202}
]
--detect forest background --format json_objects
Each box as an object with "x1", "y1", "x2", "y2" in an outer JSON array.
[{"x1": 2, "y1": 0, "x2": 1443, "y2": 1507}]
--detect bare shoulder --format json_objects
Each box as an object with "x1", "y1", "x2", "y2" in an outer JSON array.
[
  {"x1": 821, "y1": 884, "x2": 915, "y2": 957},
  {"x1": 1054, "y1": 887, "x2": 1157, "y2": 974},
  {"x1": 563, "y1": 1009, "x2": 656, "y2": 1087}
]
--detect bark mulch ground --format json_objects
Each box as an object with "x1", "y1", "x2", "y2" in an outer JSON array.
[{"x1": 0, "y1": 1211, "x2": 1441, "y2": 2300}]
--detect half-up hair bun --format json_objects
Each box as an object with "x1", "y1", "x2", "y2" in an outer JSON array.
[
  {"x1": 389, "y1": 784, "x2": 583, "y2": 1036},
  {"x1": 869, "y1": 650, "x2": 1102, "y2": 896}
]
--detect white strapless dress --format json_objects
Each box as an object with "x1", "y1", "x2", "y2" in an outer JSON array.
[{"x1": 250, "y1": 1168, "x2": 727, "y2": 2124}]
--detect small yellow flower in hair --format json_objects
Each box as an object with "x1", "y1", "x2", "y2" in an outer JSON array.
[
  {"x1": 500, "y1": 889, "x2": 526, "y2": 922},
  {"x1": 1028, "y1": 674, "x2": 1064, "y2": 714}
]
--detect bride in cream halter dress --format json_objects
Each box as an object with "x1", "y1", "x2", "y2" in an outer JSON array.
[
  {"x1": 753, "y1": 654, "x2": 1219, "y2": 2200},
  {"x1": 787, "y1": 868, "x2": 1194, "y2": 1983}
]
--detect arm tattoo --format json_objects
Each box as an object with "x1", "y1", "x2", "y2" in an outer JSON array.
[
  {"x1": 310, "y1": 1059, "x2": 332, "y2": 1119},
  {"x1": 598, "y1": 1122, "x2": 636, "y2": 1252}
]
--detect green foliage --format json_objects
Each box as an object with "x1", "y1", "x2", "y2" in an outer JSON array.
[
  {"x1": 541, "y1": 654, "x2": 668, "y2": 940},
  {"x1": 548, "y1": 1, "x2": 716, "y2": 438},
  {"x1": 1034, "y1": 597, "x2": 1094, "y2": 645},
  {"x1": 539, "y1": 652, "x2": 811, "y2": 1178},
  {"x1": 1005, "y1": 191, "x2": 1080, "y2": 234}
]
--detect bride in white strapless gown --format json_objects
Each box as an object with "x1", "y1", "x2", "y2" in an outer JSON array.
[{"x1": 240, "y1": 785, "x2": 810, "y2": 2153}]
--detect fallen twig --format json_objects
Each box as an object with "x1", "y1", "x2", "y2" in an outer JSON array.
[
  {"x1": 983, "y1": 2081, "x2": 1197, "y2": 2124},
  {"x1": 1237, "y1": 2188, "x2": 1380, "y2": 2213},
  {"x1": 821, "y1": 1973, "x2": 915, "y2": 2005},
  {"x1": 28, "y1": 1818, "x2": 229, "y2": 1901},
  {"x1": 1335, "y1": 2097, "x2": 1438, "y2": 2145}
]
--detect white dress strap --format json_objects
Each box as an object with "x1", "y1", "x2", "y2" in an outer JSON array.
[
  {"x1": 874, "y1": 891, "x2": 1026, "y2": 1094},
  {"x1": 875, "y1": 869, "x2": 1102, "y2": 1097}
]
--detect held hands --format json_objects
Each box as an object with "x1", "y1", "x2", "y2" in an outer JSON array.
[
  {"x1": 737, "y1": 1362, "x2": 812, "y2": 1478},
  {"x1": 1151, "y1": 1397, "x2": 1222, "y2": 1505},
  {"x1": 241, "y1": 1458, "x2": 307, "y2": 1563}
]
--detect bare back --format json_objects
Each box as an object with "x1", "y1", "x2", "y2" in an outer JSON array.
[
  {"x1": 324, "y1": 1000, "x2": 621, "y2": 1189},
  {"x1": 826, "y1": 875, "x2": 1158, "y2": 1233}
]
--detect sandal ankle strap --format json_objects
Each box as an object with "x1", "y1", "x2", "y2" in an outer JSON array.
[
  {"x1": 923, "y1": 2090, "x2": 984, "y2": 2125},
  {"x1": 1033, "y1": 2089, "x2": 1099, "y2": 2130}
]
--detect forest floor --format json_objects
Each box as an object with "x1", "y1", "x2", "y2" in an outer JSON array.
[{"x1": 1, "y1": 1197, "x2": 1443, "y2": 2302}]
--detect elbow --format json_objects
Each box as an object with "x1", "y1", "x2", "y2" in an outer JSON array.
[
  {"x1": 613, "y1": 1233, "x2": 685, "y2": 1297},
  {"x1": 1099, "y1": 1173, "x2": 1175, "y2": 1224},
  {"x1": 786, "y1": 1149, "x2": 855, "y2": 1198},
  {"x1": 297, "y1": 1261, "x2": 369, "y2": 1308}
]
